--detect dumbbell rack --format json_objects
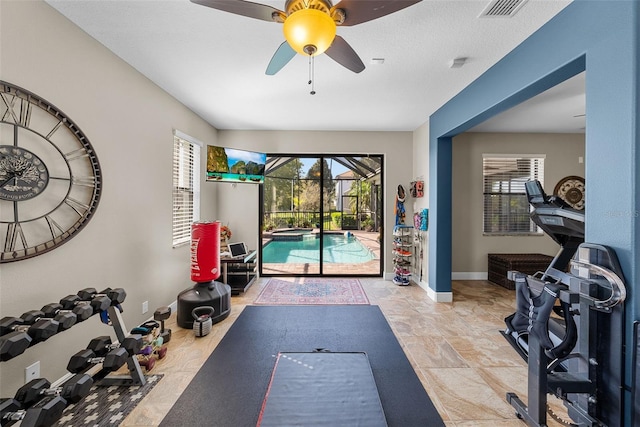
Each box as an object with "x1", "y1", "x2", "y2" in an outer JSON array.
[
  {"x1": 100, "y1": 306, "x2": 146, "y2": 386},
  {"x1": 1, "y1": 302, "x2": 145, "y2": 387}
]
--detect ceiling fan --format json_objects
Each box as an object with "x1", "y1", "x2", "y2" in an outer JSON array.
[{"x1": 190, "y1": 0, "x2": 423, "y2": 75}]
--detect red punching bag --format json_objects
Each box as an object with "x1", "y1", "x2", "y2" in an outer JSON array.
[{"x1": 190, "y1": 221, "x2": 221, "y2": 282}]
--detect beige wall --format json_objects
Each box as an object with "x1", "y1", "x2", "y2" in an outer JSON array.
[
  {"x1": 411, "y1": 122, "x2": 430, "y2": 286},
  {"x1": 452, "y1": 132, "x2": 585, "y2": 274},
  {"x1": 0, "y1": 1, "x2": 219, "y2": 393},
  {"x1": 215, "y1": 130, "x2": 414, "y2": 275}
]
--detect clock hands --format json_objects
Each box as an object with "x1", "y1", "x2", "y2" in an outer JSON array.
[{"x1": 0, "y1": 173, "x2": 15, "y2": 189}]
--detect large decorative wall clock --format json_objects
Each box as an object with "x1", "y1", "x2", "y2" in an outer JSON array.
[
  {"x1": 553, "y1": 175, "x2": 585, "y2": 210},
  {"x1": 0, "y1": 81, "x2": 102, "y2": 262}
]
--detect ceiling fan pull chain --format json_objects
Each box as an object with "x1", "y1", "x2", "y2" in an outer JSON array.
[{"x1": 309, "y1": 55, "x2": 316, "y2": 95}]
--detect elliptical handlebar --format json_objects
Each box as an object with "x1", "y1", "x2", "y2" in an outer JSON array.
[{"x1": 571, "y1": 259, "x2": 626, "y2": 309}]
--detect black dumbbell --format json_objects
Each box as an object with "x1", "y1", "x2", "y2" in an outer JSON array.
[
  {"x1": 42, "y1": 302, "x2": 93, "y2": 324},
  {"x1": 1, "y1": 397, "x2": 25, "y2": 425},
  {"x1": 67, "y1": 347, "x2": 129, "y2": 374},
  {"x1": 0, "y1": 316, "x2": 59, "y2": 344},
  {"x1": 1, "y1": 397, "x2": 22, "y2": 418},
  {"x1": 77, "y1": 287, "x2": 127, "y2": 307},
  {"x1": 87, "y1": 335, "x2": 142, "y2": 357},
  {"x1": 154, "y1": 306, "x2": 172, "y2": 343},
  {"x1": 0, "y1": 331, "x2": 32, "y2": 361},
  {"x1": 1, "y1": 395, "x2": 67, "y2": 427},
  {"x1": 59, "y1": 293, "x2": 109, "y2": 315},
  {"x1": 15, "y1": 374, "x2": 93, "y2": 407},
  {"x1": 20, "y1": 310, "x2": 76, "y2": 333}
]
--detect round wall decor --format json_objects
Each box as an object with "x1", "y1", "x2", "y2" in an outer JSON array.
[
  {"x1": 0, "y1": 81, "x2": 102, "y2": 262},
  {"x1": 554, "y1": 175, "x2": 585, "y2": 210}
]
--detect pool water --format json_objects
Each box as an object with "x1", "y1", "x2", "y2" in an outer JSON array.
[{"x1": 262, "y1": 234, "x2": 374, "y2": 264}]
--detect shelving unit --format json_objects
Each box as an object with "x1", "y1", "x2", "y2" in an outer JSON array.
[
  {"x1": 221, "y1": 251, "x2": 257, "y2": 295},
  {"x1": 392, "y1": 225, "x2": 413, "y2": 286}
]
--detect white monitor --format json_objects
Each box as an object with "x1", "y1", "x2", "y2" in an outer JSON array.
[{"x1": 228, "y1": 242, "x2": 248, "y2": 258}]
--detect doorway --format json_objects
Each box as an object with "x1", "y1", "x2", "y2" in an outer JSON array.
[{"x1": 259, "y1": 154, "x2": 383, "y2": 277}]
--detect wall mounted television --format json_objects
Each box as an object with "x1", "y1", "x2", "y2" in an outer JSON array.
[{"x1": 206, "y1": 145, "x2": 266, "y2": 184}]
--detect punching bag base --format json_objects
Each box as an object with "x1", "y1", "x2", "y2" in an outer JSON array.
[{"x1": 176, "y1": 281, "x2": 231, "y2": 329}]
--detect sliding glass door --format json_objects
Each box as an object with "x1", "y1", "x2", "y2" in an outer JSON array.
[{"x1": 260, "y1": 154, "x2": 383, "y2": 277}]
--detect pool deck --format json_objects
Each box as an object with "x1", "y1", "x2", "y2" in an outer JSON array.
[{"x1": 261, "y1": 229, "x2": 381, "y2": 276}]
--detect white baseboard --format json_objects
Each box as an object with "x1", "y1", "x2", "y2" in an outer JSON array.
[
  {"x1": 451, "y1": 272, "x2": 487, "y2": 280},
  {"x1": 169, "y1": 300, "x2": 178, "y2": 313},
  {"x1": 422, "y1": 281, "x2": 453, "y2": 302},
  {"x1": 427, "y1": 289, "x2": 453, "y2": 303},
  {"x1": 384, "y1": 273, "x2": 453, "y2": 303}
]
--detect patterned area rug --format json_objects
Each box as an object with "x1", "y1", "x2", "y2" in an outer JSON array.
[
  {"x1": 253, "y1": 278, "x2": 370, "y2": 305},
  {"x1": 53, "y1": 375, "x2": 162, "y2": 427}
]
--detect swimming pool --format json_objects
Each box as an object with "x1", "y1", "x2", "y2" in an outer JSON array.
[{"x1": 262, "y1": 234, "x2": 375, "y2": 264}]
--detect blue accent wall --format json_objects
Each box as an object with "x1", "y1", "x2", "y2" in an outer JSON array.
[{"x1": 429, "y1": 0, "x2": 639, "y2": 421}]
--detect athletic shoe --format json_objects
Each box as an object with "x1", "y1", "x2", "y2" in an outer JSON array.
[
  {"x1": 394, "y1": 249, "x2": 412, "y2": 257},
  {"x1": 395, "y1": 266, "x2": 410, "y2": 275},
  {"x1": 393, "y1": 275, "x2": 410, "y2": 286}
]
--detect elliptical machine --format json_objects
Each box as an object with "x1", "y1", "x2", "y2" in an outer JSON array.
[{"x1": 501, "y1": 180, "x2": 627, "y2": 426}]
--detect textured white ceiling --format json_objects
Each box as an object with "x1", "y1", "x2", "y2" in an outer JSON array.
[
  {"x1": 470, "y1": 71, "x2": 585, "y2": 133},
  {"x1": 46, "y1": 0, "x2": 576, "y2": 132}
]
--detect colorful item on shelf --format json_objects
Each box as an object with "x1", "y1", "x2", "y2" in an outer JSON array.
[
  {"x1": 220, "y1": 224, "x2": 232, "y2": 252},
  {"x1": 410, "y1": 180, "x2": 424, "y2": 198},
  {"x1": 220, "y1": 225, "x2": 232, "y2": 240},
  {"x1": 413, "y1": 209, "x2": 429, "y2": 231},
  {"x1": 420, "y1": 209, "x2": 428, "y2": 231},
  {"x1": 394, "y1": 185, "x2": 406, "y2": 225}
]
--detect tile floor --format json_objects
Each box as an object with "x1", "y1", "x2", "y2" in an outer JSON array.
[{"x1": 121, "y1": 278, "x2": 569, "y2": 426}]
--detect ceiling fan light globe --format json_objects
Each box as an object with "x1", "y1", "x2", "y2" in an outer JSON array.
[{"x1": 283, "y1": 8, "x2": 336, "y2": 56}]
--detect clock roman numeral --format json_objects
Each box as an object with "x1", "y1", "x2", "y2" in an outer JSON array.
[
  {"x1": 4, "y1": 222, "x2": 27, "y2": 252},
  {"x1": 45, "y1": 215, "x2": 66, "y2": 239},
  {"x1": 0, "y1": 93, "x2": 31, "y2": 127},
  {"x1": 72, "y1": 176, "x2": 98, "y2": 188},
  {"x1": 64, "y1": 148, "x2": 91, "y2": 162},
  {"x1": 46, "y1": 119, "x2": 66, "y2": 139},
  {"x1": 0, "y1": 93, "x2": 16, "y2": 122},
  {"x1": 64, "y1": 197, "x2": 90, "y2": 216}
]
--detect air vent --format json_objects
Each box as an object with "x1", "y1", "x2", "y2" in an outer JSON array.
[{"x1": 480, "y1": 0, "x2": 528, "y2": 17}]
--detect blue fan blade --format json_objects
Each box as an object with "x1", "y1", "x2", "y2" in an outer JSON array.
[{"x1": 266, "y1": 42, "x2": 297, "y2": 75}]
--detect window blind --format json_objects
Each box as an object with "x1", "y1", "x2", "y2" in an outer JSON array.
[
  {"x1": 172, "y1": 134, "x2": 201, "y2": 247},
  {"x1": 482, "y1": 155, "x2": 544, "y2": 234}
]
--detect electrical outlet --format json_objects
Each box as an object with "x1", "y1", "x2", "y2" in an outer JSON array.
[
  {"x1": 142, "y1": 301, "x2": 149, "y2": 314},
  {"x1": 25, "y1": 361, "x2": 40, "y2": 383}
]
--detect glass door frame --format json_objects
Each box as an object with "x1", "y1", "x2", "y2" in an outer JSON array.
[{"x1": 259, "y1": 153, "x2": 384, "y2": 278}]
